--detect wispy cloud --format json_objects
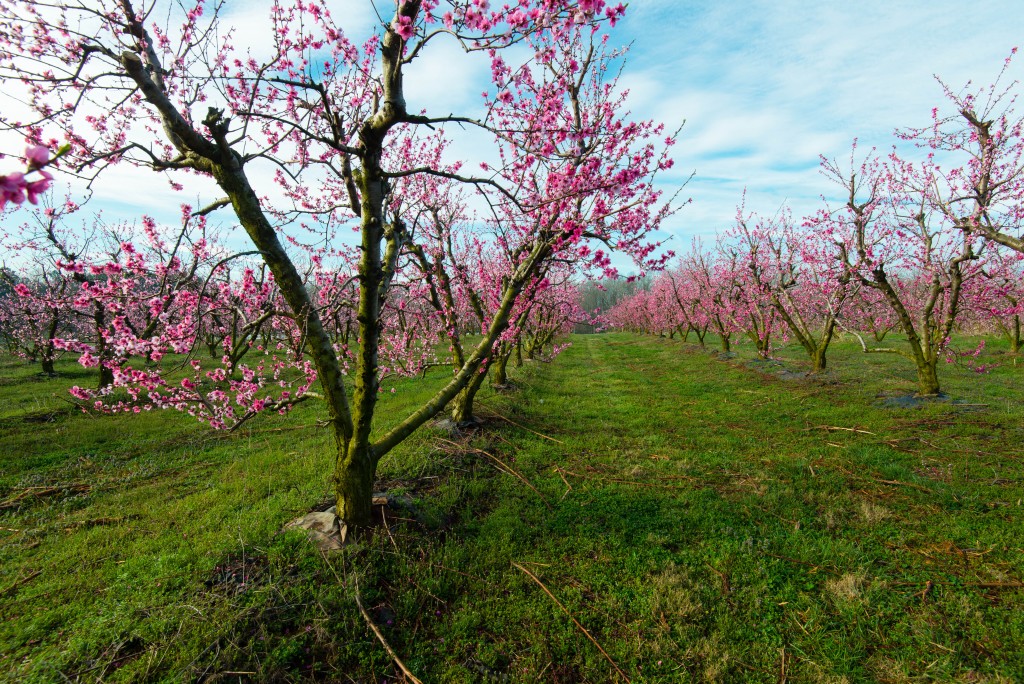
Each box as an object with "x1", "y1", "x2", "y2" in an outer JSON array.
[
  {"x1": 617, "y1": 0, "x2": 1024, "y2": 248},
  {"x1": 3, "y1": 0, "x2": 1022, "y2": 273}
]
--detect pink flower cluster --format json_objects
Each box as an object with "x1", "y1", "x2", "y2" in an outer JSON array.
[{"x1": 0, "y1": 146, "x2": 53, "y2": 209}]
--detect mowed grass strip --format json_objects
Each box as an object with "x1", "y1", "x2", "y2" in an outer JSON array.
[{"x1": 0, "y1": 332, "x2": 1022, "y2": 682}]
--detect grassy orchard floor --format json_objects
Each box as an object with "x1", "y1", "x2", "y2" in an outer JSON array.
[{"x1": 0, "y1": 334, "x2": 1021, "y2": 683}]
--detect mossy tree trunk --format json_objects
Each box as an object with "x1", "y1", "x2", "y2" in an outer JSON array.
[
  {"x1": 491, "y1": 347, "x2": 511, "y2": 386},
  {"x1": 40, "y1": 315, "x2": 60, "y2": 376},
  {"x1": 811, "y1": 346, "x2": 828, "y2": 373},
  {"x1": 769, "y1": 288, "x2": 842, "y2": 374},
  {"x1": 1002, "y1": 313, "x2": 1022, "y2": 354},
  {"x1": 914, "y1": 355, "x2": 942, "y2": 396},
  {"x1": 748, "y1": 330, "x2": 771, "y2": 359},
  {"x1": 452, "y1": 364, "x2": 489, "y2": 423},
  {"x1": 93, "y1": 303, "x2": 114, "y2": 390},
  {"x1": 694, "y1": 327, "x2": 707, "y2": 348}
]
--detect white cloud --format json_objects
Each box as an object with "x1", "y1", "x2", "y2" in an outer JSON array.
[
  {"x1": 403, "y1": 37, "x2": 492, "y2": 115},
  {"x1": 4, "y1": 0, "x2": 1023, "y2": 276},
  {"x1": 221, "y1": 2, "x2": 379, "y2": 64},
  {"x1": 612, "y1": 0, "x2": 1024, "y2": 256}
]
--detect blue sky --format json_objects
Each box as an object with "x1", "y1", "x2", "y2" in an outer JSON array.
[
  {"x1": 5, "y1": 0, "x2": 1023, "y2": 271},
  {"x1": 613, "y1": 0, "x2": 1024, "y2": 247}
]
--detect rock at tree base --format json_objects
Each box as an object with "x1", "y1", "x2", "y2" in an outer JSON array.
[
  {"x1": 434, "y1": 416, "x2": 484, "y2": 435},
  {"x1": 284, "y1": 494, "x2": 399, "y2": 549},
  {"x1": 285, "y1": 510, "x2": 347, "y2": 551}
]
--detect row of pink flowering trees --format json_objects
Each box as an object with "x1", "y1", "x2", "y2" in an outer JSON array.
[
  {"x1": 1, "y1": 197, "x2": 592, "y2": 419},
  {"x1": 609, "y1": 55, "x2": 1024, "y2": 397},
  {"x1": 0, "y1": 0, "x2": 680, "y2": 529}
]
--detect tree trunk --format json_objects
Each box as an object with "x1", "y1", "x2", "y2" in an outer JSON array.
[
  {"x1": 515, "y1": 340, "x2": 523, "y2": 367},
  {"x1": 334, "y1": 437, "x2": 375, "y2": 529},
  {"x1": 93, "y1": 302, "x2": 114, "y2": 389},
  {"x1": 915, "y1": 359, "x2": 941, "y2": 397},
  {"x1": 41, "y1": 336, "x2": 57, "y2": 376},
  {"x1": 491, "y1": 352, "x2": 510, "y2": 386},
  {"x1": 810, "y1": 347, "x2": 827, "y2": 373},
  {"x1": 720, "y1": 334, "x2": 731, "y2": 353},
  {"x1": 98, "y1": 364, "x2": 114, "y2": 390},
  {"x1": 452, "y1": 366, "x2": 488, "y2": 423}
]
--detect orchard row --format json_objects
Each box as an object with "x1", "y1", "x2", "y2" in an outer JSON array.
[
  {"x1": 608, "y1": 55, "x2": 1024, "y2": 397},
  {"x1": 1, "y1": 203, "x2": 591, "y2": 427}
]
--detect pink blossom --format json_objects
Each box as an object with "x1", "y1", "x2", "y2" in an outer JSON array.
[
  {"x1": 0, "y1": 172, "x2": 27, "y2": 207},
  {"x1": 391, "y1": 15, "x2": 414, "y2": 41},
  {"x1": 25, "y1": 145, "x2": 49, "y2": 168}
]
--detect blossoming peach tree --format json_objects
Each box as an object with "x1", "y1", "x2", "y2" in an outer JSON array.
[{"x1": 0, "y1": 0, "x2": 679, "y2": 529}]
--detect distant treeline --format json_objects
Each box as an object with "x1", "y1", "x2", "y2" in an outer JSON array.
[{"x1": 574, "y1": 275, "x2": 652, "y2": 333}]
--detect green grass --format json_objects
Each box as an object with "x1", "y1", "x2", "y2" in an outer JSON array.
[{"x1": 1, "y1": 333, "x2": 1022, "y2": 682}]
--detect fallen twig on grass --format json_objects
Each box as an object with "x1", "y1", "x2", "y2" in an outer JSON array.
[
  {"x1": 890, "y1": 579, "x2": 1024, "y2": 590},
  {"x1": 833, "y1": 465, "x2": 932, "y2": 493},
  {"x1": 704, "y1": 562, "x2": 731, "y2": 595},
  {"x1": 512, "y1": 562, "x2": 631, "y2": 683},
  {"x1": 381, "y1": 507, "x2": 400, "y2": 553},
  {"x1": 438, "y1": 438, "x2": 552, "y2": 509},
  {"x1": 555, "y1": 467, "x2": 573, "y2": 501},
  {"x1": 966, "y1": 581, "x2": 1024, "y2": 589},
  {"x1": 0, "y1": 569, "x2": 41, "y2": 597},
  {"x1": 0, "y1": 483, "x2": 91, "y2": 509},
  {"x1": 883, "y1": 435, "x2": 1001, "y2": 459},
  {"x1": 476, "y1": 410, "x2": 565, "y2": 444},
  {"x1": 66, "y1": 514, "x2": 140, "y2": 530},
  {"x1": 865, "y1": 475, "x2": 931, "y2": 492},
  {"x1": 354, "y1": 577, "x2": 424, "y2": 684},
  {"x1": 919, "y1": 579, "x2": 935, "y2": 603},
  {"x1": 805, "y1": 425, "x2": 876, "y2": 436},
  {"x1": 64, "y1": 643, "x2": 146, "y2": 680}
]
